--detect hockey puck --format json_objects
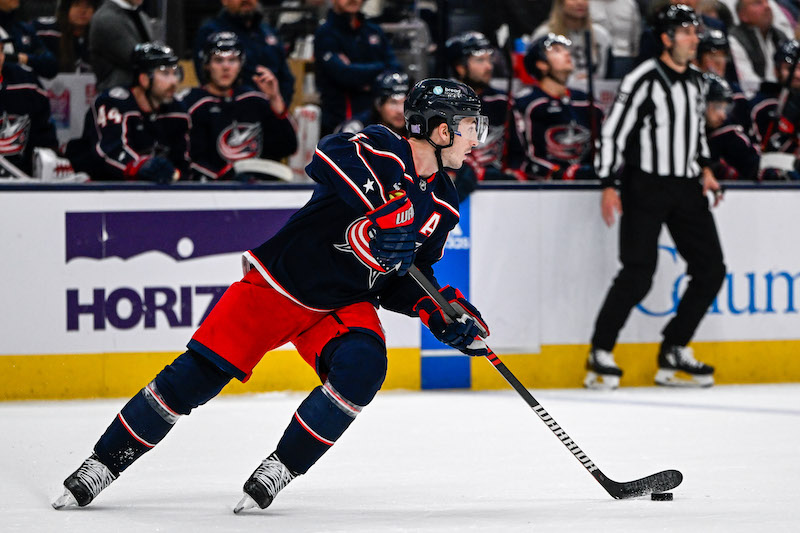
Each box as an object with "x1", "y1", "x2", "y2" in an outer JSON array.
[{"x1": 651, "y1": 492, "x2": 673, "y2": 501}]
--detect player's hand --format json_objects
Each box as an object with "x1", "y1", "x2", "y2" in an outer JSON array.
[
  {"x1": 414, "y1": 286, "x2": 490, "y2": 356},
  {"x1": 601, "y1": 187, "x2": 622, "y2": 227},
  {"x1": 16, "y1": 52, "x2": 28, "y2": 65},
  {"x1": 365, "y1": 191, "x2": 416, "y2": 276},
  {"x1": 702, "y1": 167, "x2": 723, "y2": 207}
]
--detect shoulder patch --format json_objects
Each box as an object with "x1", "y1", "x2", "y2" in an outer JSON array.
[
  {"x1": 108, "y1": 87, "x2": 130, "y2": 100},
  {"x1": 616, "y1": 91, "x2": 629, "y2": 105},
  {"x1": 175, "y1": 88, "x2": 191, "y2": 101}
]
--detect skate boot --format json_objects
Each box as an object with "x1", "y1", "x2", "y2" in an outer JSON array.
[
  {"x1": 655, "y1": 345, "x2": 714, "y2": 387},
  {"x1": 584, "y1": 348, "x2": 623, "y2": 390},
  {"x1": 52, "y1": 454, "x2": 117, "y2": 509},
  {"x1": 233, "y1": 452, "x2": 297, "y2": 514}
]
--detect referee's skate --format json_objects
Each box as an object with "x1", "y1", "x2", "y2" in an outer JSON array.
[{"x1": 655, "y1": 345, "x2": 714, "y2": 387}]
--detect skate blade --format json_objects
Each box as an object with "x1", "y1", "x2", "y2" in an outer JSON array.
[
  {"x1": 655, "y1": 369, "x2": 714, "y2": 388},
  {"x1": 52, "y1": 489, "x2": 78, "y2": 510},
  {"x1": 233, "y1": 493, "x2": 260, "y2": 514},
  {"x1": 584, "y1": 371, "x2": 620, "y2": 390}
]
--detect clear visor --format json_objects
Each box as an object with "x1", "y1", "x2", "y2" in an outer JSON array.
[
  {"x1": 154, "y1": 64, "x2": 184, "y2": 82},
  {"x1": 708, "y1": 101, "x2": 732, "y2": 116},
  {"x1": 454, "y1": 114, "x2": 489, "y2": 143}
]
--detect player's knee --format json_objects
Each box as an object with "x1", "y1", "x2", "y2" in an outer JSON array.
[
  {"x1": 153, "y1": 349, "x2": 233, "y2": 415},
  {"x1": 617, "y1": 265, "x2": 655, "y2": 299},
  {"x1": 323, "y1": 332, "x2": 387, "y2": 407}
]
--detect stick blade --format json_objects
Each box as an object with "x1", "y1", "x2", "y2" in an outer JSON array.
[{"x1": 604, "y1": 469, "x2": 683, "y2": 499}]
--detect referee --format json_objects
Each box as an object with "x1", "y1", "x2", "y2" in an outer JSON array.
[{"x1": 584, "y1": 4, "x2": 726, "y2": 390}]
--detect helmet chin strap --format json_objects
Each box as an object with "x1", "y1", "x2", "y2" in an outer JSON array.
[{"x1": 425, "y1": 129, "x2": 455, "y2": 175}]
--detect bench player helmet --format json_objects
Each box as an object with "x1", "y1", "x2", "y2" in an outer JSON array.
[
  {"x1": 445, "y1": 31, "x2": 493, "y2": 66},
  {"x1": 404, "y1": 78, "x2": 488, "y2": 149},
  {"x1": 774, "y1": 39, "x2": 800, "y2": 66},
  {"x1": 131, "y1": 42, "x2": 180, "y2": 77},
  {"x1": 703, "y1": 72, "x2": 733, "y2": 103},
  {"x1": 524, "y1": 33, "x2": 572, "y2": 79},
  {"x1": 373, "y1": 70, "x2": 410, "y2": 104},
  {"x1": 655, "y1": 3, "x2": 700, "y2": 38},
  {"x1": 698, "y1": 28, "x2": 729, "y2": 57},
  {"x1": 201, "y1": 31, "x2": 245, "y2": 66}
]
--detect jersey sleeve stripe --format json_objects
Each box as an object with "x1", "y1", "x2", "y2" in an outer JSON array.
[
  {"x1": 431, "y1": 192, "x2": 459, "y2": 218},
  {"x1": 354, "y1": 142, "x2": 388, "y2": 203},
  {"x1": 315, "y1": 147, "x2": 376, "y2": 210},
  {"x1": 357, "y1": 139, "x2": 407, "y2": 171}
]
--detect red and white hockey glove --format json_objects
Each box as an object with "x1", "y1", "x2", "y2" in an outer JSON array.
[
  {"x1": 365, "y1": 191, "x2": 416, "y2": 276},
  {"x1": 413, "y1": 286, "x2": 490, "y2": 356}
]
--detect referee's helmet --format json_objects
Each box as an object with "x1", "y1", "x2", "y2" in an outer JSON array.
[{"x1": 655, "y1": 3, "x2": 700, "y2": 38}]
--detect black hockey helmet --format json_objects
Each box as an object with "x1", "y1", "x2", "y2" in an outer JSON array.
[
  {"x1": 774, "y1": 39, "x2": 800, "y2": 66},
  {"x1": 655, "y1": 3, "x2": 700, "y2": 38},
  {"x1": 698, "y1": 28, "x2": 729, "y2": 57},
  {"x1": 405, "y1": 78, "x2": 488, "y2": 147},
  {"x1": 445, "y1": 31, "x2": 493, "y2": 66},
  {"x1": 201, "y1": 31, "x2": 245, "y2": 66},
  {"x1": 524, "y1": 33, "x2": 572, "y2": 79},
  {"x1": 373, "y1": 70, "x2": 410, "y2": 103},
  {"x1": 703, "y1": 72, "x2": 733, "y2": 103},
  {"x1": 131, "y1": 42, "x2": 179, "y2": 77}
]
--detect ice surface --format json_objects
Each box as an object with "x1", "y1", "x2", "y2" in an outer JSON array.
[{"x1": 2, "y1": 384, "x2": 799, "y2": 532}]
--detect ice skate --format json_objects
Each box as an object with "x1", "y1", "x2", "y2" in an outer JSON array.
[
  {"x1": 655, "y1": 345, "x2": 714, "y2": 387},
  {"x1": 233, "y1": 452, "x2": 297, "y2": 514},
  {"x1": 584, "y1": 348, "x2": 623, "y2": 390},
  {"x1": 52, "y1": 454, "x2": 117, "y2": 509}
]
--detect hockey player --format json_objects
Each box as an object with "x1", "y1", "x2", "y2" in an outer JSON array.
[
  {"x1": 512, "y1": 33, "x2": 602, "y2": 180},
  {"x1": 336, "y1": 70, "x2": 409, "y2": 136},
  {"x1": 0, "y1": 37, "x2": 58, "y2": 177},
  {"x1": 66, "y1": 43, "x2": 189, "y2": 183},
  {"x1": 52, "y1": 78, "x2": 491, "y2": 512},
  {"x1": 750, "y1": 39, "x2": 800, "y2": 156},
  {"x1": 180, "y1": 31, "x2": 298, "y2": 181},
  {"x1": 445, "y1": 31, "x2": 519, "y2": 192}
]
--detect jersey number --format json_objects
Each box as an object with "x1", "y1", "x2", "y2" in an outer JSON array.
[{"x1": 97, "y1": 105, "x2": 123, "y2": 127}]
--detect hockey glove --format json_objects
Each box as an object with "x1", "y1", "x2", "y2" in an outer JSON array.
[
  {"x1": 365, "y1": 191, "x2": 416, "y2": 276},
  {"x1": 413, "y1": 286, "x2": 490, "y2": 356},
  {"x1": 126, "y1": 156, "x2": 178, "y2": 184}
]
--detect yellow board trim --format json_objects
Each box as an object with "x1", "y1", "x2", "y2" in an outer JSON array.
[
  {"x1": 0, "y1": 348, "x2": 421, "y2": 401},
  {"x1": 471, "y1": 340, "x2": 800, "y2": 389}
]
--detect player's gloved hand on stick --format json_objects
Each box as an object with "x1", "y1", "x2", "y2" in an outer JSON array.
[
  {"x1": 414, "y1": 286, "x2": 490, "y2": 356},
  {"x1": 125, "y1": 156, "x2": 178, "y2": 184},
  {"x1": 366, "y1": 191, "x2": 416, "y2": 276}
]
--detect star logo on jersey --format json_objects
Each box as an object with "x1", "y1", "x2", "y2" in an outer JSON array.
[
  {"x1": 0, "y1": 112, "x2": 31, "y2": 156},
  {"x1": 363, "y1": 178, "x2": 375, "y2": 193},
  {"x1": 334, "y1": 217, "x2": 419, "y2": 288},
  {"x1": 217, "y1": 121, "x2": 263, "y2": 161}
]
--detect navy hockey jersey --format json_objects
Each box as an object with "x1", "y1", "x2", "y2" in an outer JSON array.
[
  {"x1": 512, "y1": 86, "x2": 601, "y2": 178},
  {"x1": 708, "y1": 123, "x2": 759, "y2": 180},
  {"x1": 244, "y1": 124, "x2": 460, "y2": 313},
  {"x1": 750, "y1": 83, "x2": 800, "y2": 155},
  {"x1": 179, "y1": 85, "x2": 298, "y2": 180},
  {"x1": 0, "y1": 62, "x2": 58, "y2": 176},
  {"x1": 68, "y1": 86, "x2": 190, "y2": 180}
]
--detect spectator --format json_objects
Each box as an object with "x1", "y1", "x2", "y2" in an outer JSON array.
[
  {"x1": 194, "y1": 0, "x2": 295, "y2": 107},
  {"x1": 729, "y1": 0, "x2": 788, "y2": 89},
  {"x1": 750, "y1": 39, "x2": 800, "y2": 154},
  {"x1": 89, "y1": 0, "x2": 154, "y2": 91},
  {"x1": 512, "y1": 33, "x2": 602, "y2": 180},
  {"x1": 590, "y1": 0, "x2": 643, "y2": 78},
  {"x1": 531, "y1": 0, "x2": 612, "y2": 87},
  {"x1": 180, "y1": 31, "x2": 298, "y2": 181},
  {"x1": 695, "y1": 28, "x2": 752, "y2": 130},
  {"x1": 336, "y1": 70, "x2": 409, "y2": 136},
  {"x1": 34, "y1": 0, "x2": 99, "y2": 73},
  {"x1": 0, "y1": 0, "x2": 58, "y2": 79},
  {"x1": 314, "y1": 0, "x2": 400, "y2": 135},
  {"x1": 704, "y1": 72, "x2": 760, "y2": 180},
  {"x1": 445, "y1": 31, "x2": 518, "y2": 196},
  {"x1": 477, "y1": 0, "x2": 554, "y2": 45},
  {"x1": 67, "y1": 43, "x2": 189, "y2": 183},
  {"x1": 0, "y1": 37, "x2": 58, "y2": 177}
]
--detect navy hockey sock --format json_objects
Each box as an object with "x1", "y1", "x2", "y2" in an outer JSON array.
[
  {"x1": 94, "y1": 350, "x2": 232, "y2": 475},
  {"x1": 276, "y1": 333, "x2": 386, "y2": 474}
]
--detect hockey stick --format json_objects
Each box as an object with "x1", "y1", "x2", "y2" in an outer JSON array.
[
  {"x1": 584, "y1": 29, "x2": 599, "y2": 162},
  {"x1": 407, "y1": 264, "x2": 683, "y2": 499}
]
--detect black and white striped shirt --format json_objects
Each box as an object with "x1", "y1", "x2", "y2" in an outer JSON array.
[{"x1": 595, "y1": 59, "x2": 713, "y2": 185}]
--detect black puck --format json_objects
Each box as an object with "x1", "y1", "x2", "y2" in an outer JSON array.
[{"x1": 651, "y1": 492, "x2": 673, "y2": 501}]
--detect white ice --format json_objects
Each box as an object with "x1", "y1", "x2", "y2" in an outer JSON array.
[{"x1": 2, "y1": 384, "x2": 799, "y2": 533}]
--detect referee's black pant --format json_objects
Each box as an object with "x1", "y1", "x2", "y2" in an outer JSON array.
[{"x1": 591, "y1": 173, "x2": 726, "y2": 352}]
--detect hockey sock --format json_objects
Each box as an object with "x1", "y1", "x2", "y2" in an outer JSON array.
[{"x1": 94, "y1": 350, "x2": 232, "y2": 475}]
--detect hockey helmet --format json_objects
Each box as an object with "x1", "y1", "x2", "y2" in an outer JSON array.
[
  {"x1": 373, "y1": 70, "x2": 410, "y2": 103},
  {"x1": 655, "y1": 3, "x2": 700, "y2": 38},
  {"x1": 698, "y1": 28, "x2": 729, "y2": 57},
  {"x1": 201, "y1": 31, "x2": 246, "y2": 65},
  {"x1": 524, "y1": 33, "x2": 572, "y2": 80},
  {"x1": 131, "y1": 42, "x2": 180, "y2": 77},
  {"x1": 404, "y1": 78, "x2": 488, "y2": 145},
  {"x1": 445, "y1": 31, "x2": 493, "y2": 66},
  {"x1": 774, "y1": 39, "x2": 800, "y2": 66},
  {"x1": 703, "y1": 72, "x2": 733, "y2": 103}
]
